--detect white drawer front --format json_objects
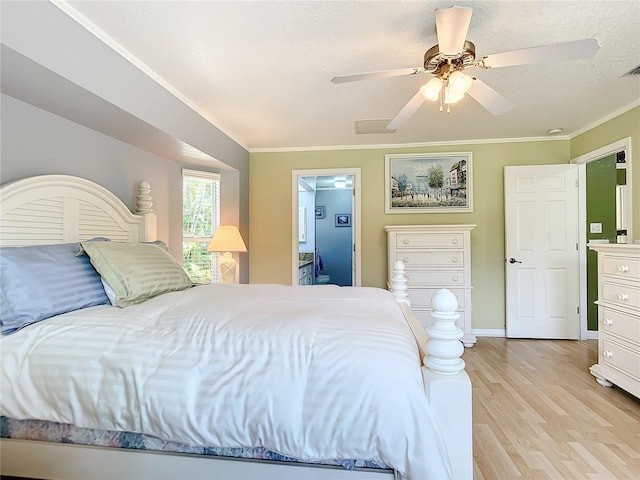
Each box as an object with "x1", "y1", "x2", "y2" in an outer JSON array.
[
  {"x1": 396, "y1": 232, "x2": 464, "y2": 249},
  {"x1": 601, "y1": 338, "x2": 640, "y2": 379},
  {"x1": 600, "y1": 307, "x2": 640, "y2": 344},
  {"x1": 602, "y1": 255, "x2": 640, "y2": 282},
  {"x1": 602, "y1": 282, "x2": 640, "y2": 312},
  {"x1": 395, "y1": 251, "x2": 464, "y2": 268},
  {"x1": 405, "y1": 270, "x2": 465, "y2": 286},
  {"x1": 408, "y1": 288, "x2": 465, "y2": 309}
]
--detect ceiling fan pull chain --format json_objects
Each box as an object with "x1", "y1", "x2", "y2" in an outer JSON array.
[{"x1": 444, "y1": 78, "x2": 452, "y2": 114}]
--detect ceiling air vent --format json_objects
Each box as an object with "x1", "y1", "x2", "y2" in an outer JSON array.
[
  {"x1": 354, "y1": 119, "x2": 396, "y2": 134},
  {"x1": 622, "y1": 65, "x2": 640, "y2": 76}
]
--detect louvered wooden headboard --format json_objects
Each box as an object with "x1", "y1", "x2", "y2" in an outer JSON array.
[{"x1": 0, "y1": 175, "x2": 157, "y2": 246}]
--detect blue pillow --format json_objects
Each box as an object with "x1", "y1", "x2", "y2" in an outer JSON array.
[{"x1": 0, "y1": 242, "x2": 109, "y2": 334}]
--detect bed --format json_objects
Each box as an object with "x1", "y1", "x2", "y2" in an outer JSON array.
[{"x1": 0, "y1": 175, "x2": 472, "y2": 480}]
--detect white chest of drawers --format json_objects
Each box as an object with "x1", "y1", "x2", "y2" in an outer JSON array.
[
  {"x1": 385, "y1": 224, "x2": 476, "y2": 347},
  {"x1": 588, "y1": 243, "x2": 639, "y2": 398}
]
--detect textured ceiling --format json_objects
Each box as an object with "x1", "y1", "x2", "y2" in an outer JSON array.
[{"x1": 63, "y1": 0, "x2": 640, "y2": 151}]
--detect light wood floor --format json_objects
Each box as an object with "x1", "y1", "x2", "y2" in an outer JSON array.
[{"x1": 464, "y1": 337, "x2": 640, "y2": 479}]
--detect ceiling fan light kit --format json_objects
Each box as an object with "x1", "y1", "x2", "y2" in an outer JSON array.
[
  {"x1": 420, "y1": 77, "x2": 443, "y2": 101},
  {"x1": 331, "y1": 5, "x2": 600, "y2": 129},
  {"x1": 420, "y1": 69, "x2": 475, "y2": 113},
  {"x1": 449, "y1": 71, "x2": 474, "y2": 96}
]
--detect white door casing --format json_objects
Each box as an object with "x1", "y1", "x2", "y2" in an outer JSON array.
[
  {"x1": 291, "y1": 168, "x2": 361, "y2": 286},
  {"x1": 573, "y1": 137, "x2": 633, "y2": 340},
  {"x1": 505, "y1": 164, "x2": 580, "y2": 339}
]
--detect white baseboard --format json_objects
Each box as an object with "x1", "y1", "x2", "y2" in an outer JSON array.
[
  {"x1": 472, "y1": 328, "x2": 506, "y2": 337},
  {"x1": 472, "y1": 329, "x2": 598, "y2": 340},
  {"x1": 586, "y1": 330, "x2": 599, "y2": 340}
]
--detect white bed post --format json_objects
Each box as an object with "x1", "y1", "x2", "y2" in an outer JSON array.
[
  {"x1": 391, "y1": 261, "x2": 473, "y2": 480},
  {"x1": 136, "y1": 180, "x2": 158, "y2": 242}
]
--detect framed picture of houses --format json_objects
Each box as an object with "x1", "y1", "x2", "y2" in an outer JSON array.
[{"x1": 385, "y1": 152, "x2": 473, "y2": 213}]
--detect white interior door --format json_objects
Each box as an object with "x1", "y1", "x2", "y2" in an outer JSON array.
[{"x1": 505, "y1": 164, "x2": 580, "y2": 339}]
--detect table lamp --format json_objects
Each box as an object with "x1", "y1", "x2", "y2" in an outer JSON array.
[{"x1": 207, "y1": 226, "x2": 247, "y2": 284}]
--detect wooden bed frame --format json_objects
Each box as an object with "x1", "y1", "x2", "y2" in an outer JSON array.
[{"x1": 0, "y1": 175, "x2": 472, "y2": 480}]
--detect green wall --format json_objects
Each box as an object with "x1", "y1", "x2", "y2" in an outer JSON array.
[
  {"x1": 249, "y1": 105, "x2": 638, "y2": 332},
  {"x1": 585, "y1": 154, "x2": 617, "y2": 330},
  {"x1": 250, "y1": 140, "x2": 570, "y2": 330},
  {"x1": 571, "y1": 105, "x2": 640, "y2": 239}
]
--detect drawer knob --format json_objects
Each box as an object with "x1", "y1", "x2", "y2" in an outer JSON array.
[
  {"x1": 617, "y1": 265, "x2": 629, "y2": 273},
  {"x1": 603, "y1": 318, "x2": 613, "y2": 326},
  {"x1": 617, "y1": 293, "x2": 629, "y2": 301},
  {"x1": 403, "y1": 258, "x2": 409, "y2": 263},
  {"x1": 452, "y1": 238, "x2": 458, "y2": 244},
  {"x1": 604, "y1": 350, "x2": 613, "y2": 358},
  {"x1": 452, "y1": 276, "x2": 459, "y2": 282},
  {"x1": 403, "y1": 239, "x2": 409, "y2": 245},
  {"x1": 452, "y1": 258, "x2": 458, "y2": 264}
]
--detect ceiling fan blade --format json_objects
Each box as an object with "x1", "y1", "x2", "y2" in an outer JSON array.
[
  {"x1": 331, "y1": 67, "x2": 423, "y2": 84},
  {"x1": 386, "y1": 90, "x2": 426, "y2": 130},
  {"x1": 467, "y1": 78, "x2": 514, "y2": 115},
  {"x1": 482, "y1": 38, "x2": 600, "y2": 68},
  {"x1": 435, "y1": 6, "x2": 473, "y2": 56}
]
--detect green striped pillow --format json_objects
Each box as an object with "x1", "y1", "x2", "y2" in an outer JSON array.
[{"x1": 80, "y1": 241, "x2": 193, "y2": 307}]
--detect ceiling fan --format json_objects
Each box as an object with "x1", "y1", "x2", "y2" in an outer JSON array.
[{"x1": 331, "y1": 6, "x2": 600, "y2": 130}]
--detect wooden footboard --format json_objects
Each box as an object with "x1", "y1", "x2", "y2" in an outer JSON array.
[
  {"x1": 0, "y1": 440, "x2": 393, "y2": 480},
  {"x1": 391, "y1": 261, "x2": 473, "y2": 480}
]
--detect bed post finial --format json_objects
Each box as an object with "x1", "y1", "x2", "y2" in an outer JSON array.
[
  {"x1": 390, "y1": 260, "x2": 410, "y2": 305},
  {"x1": 424, "y1": 289, "x2": 465, "y2": 374},
  {"x1": 136, "y1": 180, "x2": 153, "y2": 214}
]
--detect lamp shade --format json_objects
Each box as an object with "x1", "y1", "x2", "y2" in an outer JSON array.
[
  {"x1": 443, "y1": 83, "x2": 466, "y2": 104},
  {"x1": 420, "y1": 77, "x2": 443, "y2": 101},
  {"x1": 448, "y1": 71, "x2": 473, "y2": 96},
  {"x1": 207, "y1": 226, "x2": 247, "y2": 253}
]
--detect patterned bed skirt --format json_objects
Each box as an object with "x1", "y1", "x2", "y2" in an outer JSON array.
[{"x1": 1, "y1": 416, "x2": 389, "y2": 471}]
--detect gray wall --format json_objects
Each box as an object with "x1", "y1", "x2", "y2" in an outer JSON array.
[
  {"x1": 1, "y1": 93, "x2": 176, "y2": 246},
  {"x1": 0, "y1": 0, "x2": 251, "y2": 282}
]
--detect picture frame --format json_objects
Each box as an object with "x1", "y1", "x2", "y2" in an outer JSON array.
[
  {"x1": 335, "y1": 214, "x2": 351, "y2": 227},
  {"x1": 315, "y1": 205, "x2": 325, "y2": 219},
  {"x1": 385, "y1": 152, "x2": 473, "y2": 213}
]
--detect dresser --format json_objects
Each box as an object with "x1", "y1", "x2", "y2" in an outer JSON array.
[
  {"x1": 588, "y1": 243, "x2": 639, "y2": 398},
  {"x1": 385, "y1": 224, "x2": 476, "y2": 347}
]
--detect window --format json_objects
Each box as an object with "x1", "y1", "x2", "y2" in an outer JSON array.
[{"x1": 182, "y1": 169, "x2": 220, "y2": 283}]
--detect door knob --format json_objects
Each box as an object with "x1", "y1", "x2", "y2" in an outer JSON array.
[{"x1": 508, "y1": 258, "x2": 522, "y2": 264}]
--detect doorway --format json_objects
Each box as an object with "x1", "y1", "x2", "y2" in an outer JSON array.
[
  {"x1": 574, "y1": 137, "x2": 633, "y2": 339},
  {"x1": 504, "y1": 137, "x2": 633, "y2": 340},
  {"x1": 291, "y1": 168, "x2": 361, "y2": 286}
]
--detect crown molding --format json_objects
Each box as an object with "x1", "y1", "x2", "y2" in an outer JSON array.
[
  {"x1": 250, "y1": 135, "x2": 569, "y2": 154},
  {"x1": 570, "y1": 99, "x2": 640, "y2": 139},
  {"x1": 51, "y1": 0, "x2": 249, "y2": 152}
]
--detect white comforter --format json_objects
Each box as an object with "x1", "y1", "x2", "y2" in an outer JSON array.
[{"x1": 1, "y1": 284, "x2": 451, "y2": 479}]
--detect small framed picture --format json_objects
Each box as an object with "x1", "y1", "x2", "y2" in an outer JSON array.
[
  {"x1": 315, "y1": 206, "x2": 325, "y2": 219},
  {"x1": 335, "y1": 214, "x2": 351, "y2": 227}
]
